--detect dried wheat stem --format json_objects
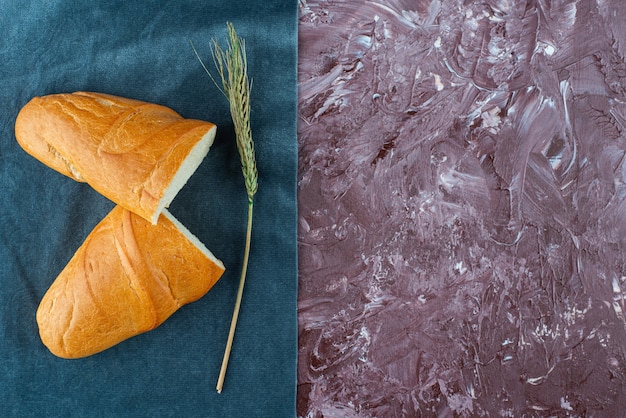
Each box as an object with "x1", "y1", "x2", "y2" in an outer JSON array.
[{"x1": 207, "y1": 22, "x2": 258, "y2": 394}]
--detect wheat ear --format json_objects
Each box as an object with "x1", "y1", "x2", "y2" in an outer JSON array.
[{"x1": 194, "y1": 22, "x2": 258, "y2": 394}]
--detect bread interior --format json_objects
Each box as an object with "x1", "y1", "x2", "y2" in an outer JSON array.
[
  {"x1": 153, "y1": 126, "x2": 217, "y2": 223},
  {"x1": 161, "y1": 209, "x2": 224, "y2": 270}
]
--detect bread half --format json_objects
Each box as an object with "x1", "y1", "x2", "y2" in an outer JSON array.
[
  {"x1": 36, "y1": 206, "x2": 225, "y2": 359},
  {"x1": 15, "y1": 92, "x2": 217, "y2": 224}
]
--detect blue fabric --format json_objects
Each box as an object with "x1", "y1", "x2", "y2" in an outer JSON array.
[{"x1": 0, "y1": 1, "x2": 297, "y2": 416}]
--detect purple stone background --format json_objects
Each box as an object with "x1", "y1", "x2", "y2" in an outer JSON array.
[{"x1": 296, "y1": 0, "x2": 626, "y2": 416}]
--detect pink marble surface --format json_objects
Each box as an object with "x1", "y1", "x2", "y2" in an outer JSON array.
[{"x1": 297, "y1": 0, "x2": 626, "y2": 416}]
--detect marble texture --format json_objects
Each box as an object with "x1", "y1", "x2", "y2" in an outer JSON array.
[{"x1": 297, "y1": 0, "x2": 626, "y2": 416}]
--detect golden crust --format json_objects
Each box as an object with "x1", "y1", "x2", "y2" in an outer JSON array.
[
  {"x1": 36, "y1": 206, "x2": 225, "y2": 359},
  {"x1": 15, "y1": 92, "x2": 216, "y2": 223}
]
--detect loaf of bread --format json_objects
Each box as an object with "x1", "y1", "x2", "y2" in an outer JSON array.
[
  {"x1": 15, "y1": 92, "x2": 217, "y2": 224},
  {"x1": 36, "y1": 205, "x2": 225, "y2": 359}
]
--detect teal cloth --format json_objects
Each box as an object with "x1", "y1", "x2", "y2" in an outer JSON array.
[{"x1": 0, "y1": 1, "x2": 297, "y2": 416}]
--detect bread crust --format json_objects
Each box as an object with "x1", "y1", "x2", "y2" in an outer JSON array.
[
  {"x1": 15, "y1": 92, "x2": 217, "y2": 223},
  {"x1": 36, "y1": 206, "x2": 225, "y2": 359}
]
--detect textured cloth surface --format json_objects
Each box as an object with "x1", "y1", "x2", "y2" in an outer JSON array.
[{"x1": 0, "y1": 1, "x2": 297, "y2": 415}]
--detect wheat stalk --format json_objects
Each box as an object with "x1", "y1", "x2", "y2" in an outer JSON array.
[{"x1": 193, "y1": 22, "x2": 258, "y2": 394}]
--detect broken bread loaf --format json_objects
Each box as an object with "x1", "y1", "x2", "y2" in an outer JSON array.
[
  {"x1": 15, "y1": 92, "x2": 216, "y2": 224},
  {"x1": 36, "y1": 205, "x2": 225, "y2": 359}
]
